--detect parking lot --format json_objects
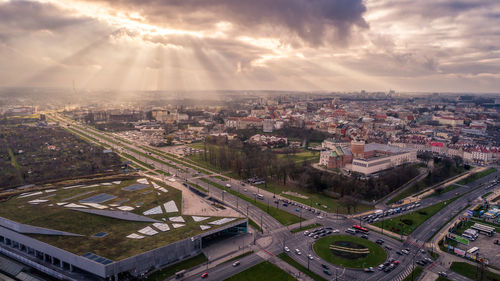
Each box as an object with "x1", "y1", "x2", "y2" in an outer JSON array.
[{"x1": 455, "y1": 231, "x2": 500, "y2": 268}]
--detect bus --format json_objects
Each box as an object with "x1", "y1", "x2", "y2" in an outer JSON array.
[
  {"x1": 352, "y1": 225, "x2": 369, "y2": 233},
  {"x1": 471, "y1": 223, "x2": 496, "y2": 237},
  {"x1": 467, "y1": 247, "x2": 479, "y2": 254}
]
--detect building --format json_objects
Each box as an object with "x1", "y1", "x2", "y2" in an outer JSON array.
[
  {"x1": 263, "y1": 119, "x2": 274, "y2": 133},
  {"x1": 350, "y1": 144, "x2": 417, "y2": 175}
]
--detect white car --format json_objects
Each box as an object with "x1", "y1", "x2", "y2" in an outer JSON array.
[
  {"x1": 304, "y1": 231, "x2": 310, "y2": 236},
  {"x1": 284, "y1": 246, "x2": 290, "y2": 252},
  {"x1": 332, "y1": 229, "x2": 339, "y2": 233},
  {"x1": 295, "y1": 249, "x2": 302, "y2": 255},
  {"x1": 307, "y1": 254, "x2": 314, "y2": 260}
]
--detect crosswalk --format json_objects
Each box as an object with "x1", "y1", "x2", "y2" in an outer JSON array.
[{"x1": 393, "y1": 266, "x2": 414, "y2": 281}]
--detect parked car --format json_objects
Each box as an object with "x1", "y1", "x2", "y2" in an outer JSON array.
[
  {"x1": 364, "y1": 267, "x2": 374, "y2": 272},
  {"x1": 323, "y1": 269, "x2": 332, "y2": 276}
]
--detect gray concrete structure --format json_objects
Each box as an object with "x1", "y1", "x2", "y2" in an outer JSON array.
[{"x1": 0, "y1": 218, "x2": 247, "y2": 280}]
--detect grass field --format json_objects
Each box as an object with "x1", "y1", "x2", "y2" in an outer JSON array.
[
  {"x1": 402, "y1": 266, "x2": 423, "y2": 281},
  {"x1": 450, "y1": 262, "x2": 500, "y2": 281},
  {"x1": 373, "y1": 197, "x2": 459, "y2": 236},
  {"x1": 199, "y1": 178, "x2": 304, "y2": 226},
  {"x1": 278, "y1": 253, "x2": 328, "y2": 281},
  {"x1": 424, "y1": 184, "x2": 461, "y2": 198},
  {"x1": 248, "y1": 218, "x2": 262, "y2": 233},
  {"x1": 457, "y1": 168, "x2": 497, "y2": 185},
  {"x1": 145, "y1": 253, "x2": 207, "y2": 281},
  {"x1": 223, "y1": 261, "x2": 295, "y2": 281},
  {"x1": 290, "y1": 223, "x2": 322, "y2": 233},
  {"x1": 276, "y1": 150, "x2": 320, "y2": 163},
  {"x1": 313, "y1": 235, "x2": 387, "y2": 268}
]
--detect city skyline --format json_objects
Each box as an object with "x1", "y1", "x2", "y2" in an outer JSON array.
[{"x1": 0, "y1": 0, "x2": 499, "y2": 93}]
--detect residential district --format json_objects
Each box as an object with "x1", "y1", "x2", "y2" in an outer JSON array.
[{"x1": 0, "y1": 91, "x2": 499, "y2": 281}]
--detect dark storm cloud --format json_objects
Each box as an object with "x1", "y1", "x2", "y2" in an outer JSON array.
[
  {"x1": 83, "y1": 0, "x2": 368, "y2": 46},
  {"x1": 0, "y1": 1, "x2": 90, "y2": 32}
]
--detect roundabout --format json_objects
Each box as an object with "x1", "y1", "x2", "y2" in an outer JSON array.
[{"x1": 313, "y1": 235, "x2": 387, "y2": 269}]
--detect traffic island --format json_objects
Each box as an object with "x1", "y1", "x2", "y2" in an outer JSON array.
[{"x1": 313, "y1": 235, "x2": 387, "y2": 268}]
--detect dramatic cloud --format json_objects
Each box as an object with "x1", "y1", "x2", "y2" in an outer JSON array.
[{"x1": 0, "y1": 0, "x2": 498, "y2": 92}]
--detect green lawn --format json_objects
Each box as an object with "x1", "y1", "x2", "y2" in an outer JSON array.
[
  {"x1": 482, "y1": 192, "x2": 493, "y2": 198},
  {"x1": 248, "y1": 218, "x2": 262, "y2": 233},
  {"x1": 276, "y1": 150, "x2": 320, "y2": 163},
  {"x1": 278, "y1": 253, "x2": 328, "y2": 281},
  {"x1": 373, "y1": 197, "x2": 459, "y2": 236},
  {"x1": 402, "y1": 266, "x2": 423, "y2": 281},
  {"x1": 226, "y1": 251, "x2": 254, "y2": 263},
  {"x1": 224, "y1": 261, "x2": 296, "y2": 281},
  {"x1": 290, "y1": 223, "x2": 322, "y2": 233},
  {"x1": 199, "y1": 178, "x2": 304, "y2": 226},
  {"x1": 425, "y1": 184, "x2": 461, "y2": 198},
  {"x1": 313, "y1": 235, "x2": 387, "y2": 268},
  {"x1": 188, "y1": 182, "x2": 208, "y2": 193},
  {"x1": 388, "y1": 179, "x2": 429, "y2": 204},
  {"x1": 145, "y1": 253, "x2": 207, "y2": 281},
  {"x1": 457, "y1": 168, "x2": 496, "y2": 185},
  {"x1": 450, "y1": 262, "x2": 500, "y2": 281}
]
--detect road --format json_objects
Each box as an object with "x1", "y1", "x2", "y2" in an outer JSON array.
[{"x1": 50, "y1": 113, "x2": 498, "y2": 281}]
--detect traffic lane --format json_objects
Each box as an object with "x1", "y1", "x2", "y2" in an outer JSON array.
[
  {"x1": 182, "y1": 253, "x2": 264, "y2": 281},
  {"x1": 284, "y1": 229, "x2": 412, "y2": 281},
  {"x1": 211, "y1": 178, "x2": 322, "y2": 220}
]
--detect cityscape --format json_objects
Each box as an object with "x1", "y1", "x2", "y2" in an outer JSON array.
[{"x1": 0, "y1": 1, "x2": 500, "y2": 281}]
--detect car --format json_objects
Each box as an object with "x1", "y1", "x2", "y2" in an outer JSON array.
[
  {"x1": 416, "y1": 260, "x2": 425, "y2": 266},
  {"x1": 388, "y1": 258, "x2": 395, "y2": 263},
  {"x1": 361, "y1": 234, "x2": 368, "y2": 239},
  {"x1": 393, "y1": 260, "x2": 399, "y2": 266},
  {"x1": 283, "y1": 203, "x2": 288, "y2": 207},
  {"x1": 402, "y1": 249, "x2": 409, "y2": 255},
  {"x1": 308, "y1": 233, "x2": 314, "y2": 237},
  {"x1": 325, "y1": 227, "x2": 333, "y2": 230},
  {"x1": 383, "y1": 266, "x2": 392, "y2": 272},
  {"x1": 295, "y1": 249, "x2": 302, "y2": 255},
  {"x1": 376, "y1": 239, "x2": 384, "y2": 245},
  {"x1": 232, "y1": 261, "x2": 240, "y2": 267},
  {"x1": 304, "y1": 231, "x2": 310, "y2": 236},
  {"x1": 332, "y1": 229, "x2": 339, "y2": 233},
  {"x1": 420, "y1": 249, "x2": 426, "y2": 254},
  {"x1": 296, "y1": 208, "x2": 300, "y2": 212},
  {"x1": 314, "y1": 235, "x2": 319, "y2": 239},
  {"x1": 307, "y1": 254, "x2": 314, "y2": 260},
  {"x1": 201, "y1": 272, "x2": 208, "y2": 278},
  {"x1": 321, "y1": 264, "x2": 329, "y2": 269},
  {"x1": 385, "y1": 245, "x2": 392, "y2": 250},
  {"x1": 284, "y1": 246, "x2": 290, "y2": 252},
  {"x1": 323, "y1": 269, "x2": 332, "y2": 276},
  {"x1": 438, "y1": 272, "x2": 448, "y2": 277},
  {"x1": 364, "y1": 267, "x2": 374, "y2": 272},
  {"x1": 378, "y1": 264, "x2": 385, "y2": 271},
  {"x1": 424, "y1": 258, "x2": 433, "y2": 263},
  {"x1": 396, "y1": 251, "x2": 403, "y2": 255},
  {"x1": 319, "y1": 233, "x2": 326, "y2": 237}
]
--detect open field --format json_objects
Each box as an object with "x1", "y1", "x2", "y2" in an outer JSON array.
[
  {"x1": 0, "y1": 177, "x2": 240, "y2": 261},
  {"x1": 0, "y1": 125, "x2": 121, "y2": 188},
  {"x1": 223, "y1": 261, "x2": 296, "y2": 281},
  {"x1": 313, "y1": 235, "x2": 387, "y2": 268},
  {"x1": 374, "y1": 197, "x2": 459, "y2": 236}
]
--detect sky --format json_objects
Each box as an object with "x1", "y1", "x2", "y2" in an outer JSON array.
[{"x1": 0, "y1": 0, "x2": 499, "y2": 93}]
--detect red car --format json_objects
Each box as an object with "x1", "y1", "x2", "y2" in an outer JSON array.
[
  {"x1": 201, "y1": 272, "x2": 208, "y2": 278},
  {"x1": 393, "y1": 260, "x2": 399, "y2": 266}
]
